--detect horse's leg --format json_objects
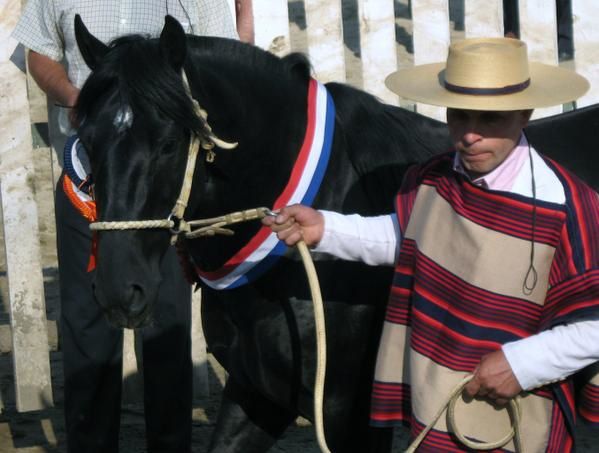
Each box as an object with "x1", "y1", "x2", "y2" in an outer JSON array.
[
  {"x1": 320, "y1": 396, "x2": 394, "y2": 453},
  {"x1": 208, "y1": 376, "x2": 297, "y2": 453}
]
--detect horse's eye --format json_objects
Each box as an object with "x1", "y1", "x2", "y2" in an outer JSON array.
[{"x1": 159, "y1": 138, "x2": 179, "y2": 156}]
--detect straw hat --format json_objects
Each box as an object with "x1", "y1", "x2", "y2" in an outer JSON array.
[{"x1": 385, "y1": 37, "x2": 589, "y2": 110}]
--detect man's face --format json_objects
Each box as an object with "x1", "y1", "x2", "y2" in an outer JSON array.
[{"x1": 447, "y1": 108, "x2": 533, "y2": 178}]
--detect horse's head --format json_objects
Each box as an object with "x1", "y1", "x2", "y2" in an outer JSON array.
[
  {"x1": 74, "y1": 15, "x2": 211, "y2": 327},
  {"x1": 75, "y1": 14, "x2": 315, "y2": 326}
]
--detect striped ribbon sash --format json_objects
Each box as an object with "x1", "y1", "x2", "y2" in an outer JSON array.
[{"x1": 197, "y1": 79, "x2": 335, "y2": 290}]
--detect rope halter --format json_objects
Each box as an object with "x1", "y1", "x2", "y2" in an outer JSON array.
[{"x1": 90, "y1": 70, "x2": 238, "y2": 242}]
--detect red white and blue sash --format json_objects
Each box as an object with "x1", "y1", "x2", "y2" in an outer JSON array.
[
  {"x1": 62, "y1": 135, "x2": 96, "y2": 223},
  {"x1": 62, "y1": 135, "x2": 98, "y2": 271},
  {"x1": 197, "y1": 79, "x2": 335, "y2": 290}
]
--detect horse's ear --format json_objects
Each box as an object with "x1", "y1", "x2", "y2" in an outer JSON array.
[
  {"x1": 74, "y1": 14, "x2": 109, "y2": 71},
  {"x1": 282, "y1": 53, "x2": 312, "y2": 81},
  {"x1": 160, "y1": 15, "x2": 187, "y2": 71}
]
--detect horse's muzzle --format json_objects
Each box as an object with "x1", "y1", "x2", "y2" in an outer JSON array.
[{"x1": 92, "y1": 281, "x2": 154, "y2": 329}]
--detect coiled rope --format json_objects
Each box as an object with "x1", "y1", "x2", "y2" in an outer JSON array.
[{"x1": 404, "y1": 374, "x2": 522, "y2": 453}]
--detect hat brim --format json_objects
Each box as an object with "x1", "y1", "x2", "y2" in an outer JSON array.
[{"x1": 385, "y1": 62, "x2": 589, "y2": 111}]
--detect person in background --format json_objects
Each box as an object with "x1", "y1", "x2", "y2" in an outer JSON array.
[
  {"x1": 264, "y1": 37, "x2": 599, "y2": 451},
  {"x1": 12, "y1": 1, "x2": 253, "y2": 452},
  {"x1": 236, "y1": 0, "x2": 254, "y2": 43}
]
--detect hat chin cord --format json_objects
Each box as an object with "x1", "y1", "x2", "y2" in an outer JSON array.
[{"x1": 522, "y1": 132, "x2": 538, "y2": 296}]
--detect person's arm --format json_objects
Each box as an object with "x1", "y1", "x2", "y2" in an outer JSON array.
[
  {"x1": 235, "y1": 0, "x2": 254, "y2": 43},
  {"x1": 262, "y1": 205, "x2": 398, "y2": 265},
  {"x1": 502, "y1": 319, "x2": 599, "y2": 389},
  {"x1": 464, "y1": 319, "x2": 599, "y2": 404},
  {"x1": 28, "y1": 50, "x2": 79, "y2": 126},
  {"x1": 315, "y1": 211, "x2": 397, "y2": 265}
]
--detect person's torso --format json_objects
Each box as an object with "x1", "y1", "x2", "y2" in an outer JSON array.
[{"x1": 56, "y1": 0, "x2": 236, "y2": 87}]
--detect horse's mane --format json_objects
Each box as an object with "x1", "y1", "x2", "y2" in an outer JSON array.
[
  {"x1": 76, "y1": 34, "x2": 312, "y2": 137},
  {"x1": 187, "y1": 35, "x2": 311, "y2": 82}
]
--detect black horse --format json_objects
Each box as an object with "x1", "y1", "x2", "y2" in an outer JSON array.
[{"x1": 73, "y1": 15, "x2": 598, "y2": 453}]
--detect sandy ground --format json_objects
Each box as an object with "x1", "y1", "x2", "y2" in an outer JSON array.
[{"x1": 0, "y1": 0, "x2": 597, "y2": 451}]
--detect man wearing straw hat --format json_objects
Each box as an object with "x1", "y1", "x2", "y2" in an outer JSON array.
[{"x1": 263, "y1": 37, "x2": 599, "y2": 451}]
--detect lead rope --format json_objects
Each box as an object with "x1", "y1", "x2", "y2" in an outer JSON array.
[
  {"x1": 183, "y1": 211, "x2": 332, "y2": 453},
  {"x1": 198, "y1": 210, "x2": 332, "y2": 453},
  {"x1": 404, "y1": 375, "x2": 522, "y2": 453},
  {"x1": 296, "y1": 240, "x2": 331, "y2": 453}
]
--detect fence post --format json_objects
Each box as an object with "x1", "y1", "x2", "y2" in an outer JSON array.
[
  {"x1": 0, "y1": 0, "x2": 53, "y2": 412},
  {"x1": 411, "y1": 0, "x2": 450, "y2": 121},
  {"x1": 464, "y1": 0, "x2": 503, "y2": 38},
  {"x1": 253, "y1": 0, "x2": 291, "y2": 56},
  {"x1": 572, "y1": 0, "x2": 599, "y2": 107},
  {"x1": 519, "y1": 0, "x2": 562, "y2": 118},
  {"x1": 304, "y1": 0, "x2": 346, "y2": 83},
  {"x1": 357, "y1": 0, "x2": 399, "y2": 105}
]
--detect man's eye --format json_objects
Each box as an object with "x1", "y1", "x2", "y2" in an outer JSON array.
[{"x1": 481, "y1": 113, "x2": 503, "y2": 123}]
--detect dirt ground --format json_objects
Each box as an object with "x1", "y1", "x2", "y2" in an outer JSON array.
[{"x1": 0, "y1": 0, "x2": 598, "y2": 452}]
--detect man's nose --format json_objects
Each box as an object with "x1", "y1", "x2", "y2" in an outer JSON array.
[{"x1": 461, "y1": 130, "x2": 482, "y2": 146}]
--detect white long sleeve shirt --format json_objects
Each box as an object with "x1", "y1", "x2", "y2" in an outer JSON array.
[{"x1": 314, "y1": 138, "x2": 599, "y2": 391}]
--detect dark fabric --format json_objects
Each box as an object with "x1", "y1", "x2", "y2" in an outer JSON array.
[{"x1": 55, "y1": 173, "x2": 192, "y2": 453}]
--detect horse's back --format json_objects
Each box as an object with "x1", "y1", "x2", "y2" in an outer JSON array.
[
  {"x1": 324, "y1": 82, "x2": 451, "y2": 215},
  {"x1": 525, "y1": 103, "x2": 599, "y2": 191}
]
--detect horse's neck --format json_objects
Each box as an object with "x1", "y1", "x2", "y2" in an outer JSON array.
[
  {"x1": 313, "y1": 83, "x2": 451, "y2": 216},
  {"x1": 185, "y1": 76, "x2": 310, "y2": 271}
]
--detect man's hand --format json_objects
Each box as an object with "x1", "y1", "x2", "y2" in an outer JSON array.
[
  {"x1": 464, "y1": 349, "x2": 522, "y2": 406},
  {"x1": 261, "y1": 204, "x2": 324, "y2": 247}
]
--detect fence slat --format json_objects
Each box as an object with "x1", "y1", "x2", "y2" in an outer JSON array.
[
  {"x1": 357, "y1": 0, "x2": 398, "y2": 105},
  {"x1": 519, "y1": 0, "x2": 561, "y2": 118},
  {"x1": 0, "y1": 18, "x2": 53, "y2": 411},
  {"x1": 465, "y1": 0, "x2": 503, "y2": 38},
  {"x1": 572, "y1": 0, "x2": 599, "y2": 107},
  {"x1": 253, "y1": 0, "x2": 291, "y2": 56},
  {"x1": 411, "y1": 0, "x2": 450, "y2": 121},
  {"x1": 304, "y1": 0, "x2": 346, "y2": 83}
]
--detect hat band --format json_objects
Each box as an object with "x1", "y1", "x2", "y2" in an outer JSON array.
[{"x1": 444, "y1": 78, "x2": 531, "y2": 95}]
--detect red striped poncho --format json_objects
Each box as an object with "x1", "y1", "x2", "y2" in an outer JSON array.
[{"x1": 370, "y1": 153, "x2": 599, "y2": 452}]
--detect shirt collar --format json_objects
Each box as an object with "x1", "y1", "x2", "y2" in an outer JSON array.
[{"x1": 453, "y1": 133, "x2": 529, "y2": 191}]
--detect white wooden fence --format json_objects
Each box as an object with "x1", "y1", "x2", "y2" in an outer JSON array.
[{"x1": 1, "y1": 0, "x2": 598, "y2": 413}]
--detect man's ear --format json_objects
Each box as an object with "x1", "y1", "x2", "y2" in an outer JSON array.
[
  {"x1": 160, "y1": 15, "x2": 187, "y2": 71},
  {"x1": 74, "y1": 14, "x2": 109, "y2": 70}
]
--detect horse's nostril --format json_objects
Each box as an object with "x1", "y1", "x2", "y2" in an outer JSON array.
[{"x1": 124, "y1": 283, "x2": 147, "y2": 317}]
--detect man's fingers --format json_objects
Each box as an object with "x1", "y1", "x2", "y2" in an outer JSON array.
[
  {"x1": 272, "y1": 221, "x2": 304, "y2": 246},
  {"x1": 464, "y1": 378, "x2": 480, "y2": 397},
  {"x1": 494, "y1": 397, "x2": 509, "y2": 406},
  {"x1": 271, "y1": 217, "x2": 295, "y2": 233},
  {"x1": 284, "y1": 231, "x2": 303, "y2": 246}
]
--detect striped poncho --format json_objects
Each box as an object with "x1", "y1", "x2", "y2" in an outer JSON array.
[{"x1": 370, "y1": 153, "x2": 599, "y2": 451}]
